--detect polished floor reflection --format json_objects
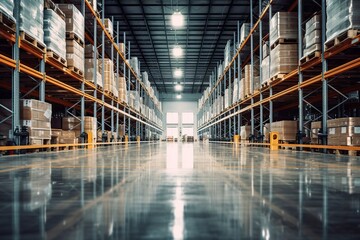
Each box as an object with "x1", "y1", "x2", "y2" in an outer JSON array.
[{"x1": 1, "y1": 142, "x2": 360, "y2": 239}]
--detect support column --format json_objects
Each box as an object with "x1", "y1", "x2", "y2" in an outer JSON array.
[
  {"x1": 259, "y1": 0, "x2": 264, "y2": 142},
  {"x1": 12, "y1": 0, "x2": 20, "y2": 143},
  {"x1": 321, "y1": 0, "x2": 328, "y2": 146},
  {"x1": 250, "y1": 0, "x2": 255, "y2": 140},
  {"x1": 298, "y1": 0, "x2": 304, "y2": 145}
]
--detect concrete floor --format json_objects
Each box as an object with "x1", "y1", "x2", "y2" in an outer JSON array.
[{"x1": 0, "y1": 142, "x2": 360, "y2": 239}]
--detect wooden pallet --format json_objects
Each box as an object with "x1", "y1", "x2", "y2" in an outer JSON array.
[
  {"x1": 271, "y1": 38, "x2": 297, "y2": 49},
  {"x1": 261, "y1": 79, "x2": 271, "y2": 88},
  {"x1": 44, "y1": 0, "x2": 65, "y2": 20},
  {"x1": 66, "y1": 32, "x2": 85, "y2": 48},
  {"x1": 0, "y1": 10, "x2": 15, "y2": 34},
  {"x1": 325, "y1": 29, "x2": 360, "y2": 51},
  {"x1": 68, "y1": 66, "x2": 84, "y2": 77},
  {"x1": 269, "y1": 73, "x2": 286, "y2": 82},
  {"x1": 47, "y1": 50, "x2": 67, "y2": 67},
  {"x1": 20, "y1": 31, "x2": 46, "y2": 53},
  {"x1": 300, "y1": 51, "x2": 321, "y2": 65}
]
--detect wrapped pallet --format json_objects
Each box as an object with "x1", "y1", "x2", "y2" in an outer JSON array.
[
  {"x1": 224, "y1": 89, "x2": 229, "y2": 109},
  {"x1": 303, "y1": 14, "x2": 321, "y2": 57},
  {"x1": 240, "y1": 23, "x2": 250, "y2": 45},
  {"x1": 44, "y1": 8, "x2": 66, "y2": 61},
  {"x1": 239, "y1": 78, "x2": 245, "y2": 100},
  {"x1": 130, "y1": 57, "x2": 140, "y2": 76},
  {"x1": 270, "y1": 44, "x2": 298, "y2": 79},
  {"x1": 104, "y1": 18, "x2": 113, "y2": 37},
  {"x1": 224, "y1": 40, "x2": 231, "y2": 67},
  {"x1": 240, "y1": 126, "x2": 251, "y2": 141},
  {"x1": 328, "y1": 117, "x2": 360, "y2": 146},
  {"x1": 217, "y1": 62, "x2": 223, "y2": 79},
  {"x1": 19, "y1": 0, "x2": 44, "y2": 43},
  {"x1": 326, "y1": 0, "x2": 360, "y2": 43},
  {"x1": 262, "y1": 41, "x2": 269, "y2": 59},
  {"x1": 98, "y1": 58, "x2": 115, "y2": 94},
  {"x1": 85, "y1": 44, "x2": 96, "y2": 58},
  {"x1": 269, "y1": 12, "x2": 298, "y2": 47},
  {"x1": 66, "y1": 39, "x2": 84, "y2": 73},
  {"x1": 232, "y1": 80, "x2": 239, "y2": 104},
  {"x1": 62, "y1": 116, "x2": 96, "y2": 141},
  {"x1": 0, "y1": 0, "x2": 14, "y2": 19},
  {"x1": 57, "y1": 4, "x2": 84, "y2": 42},
  {"x1": 85, "y1": 59, "x2": 103, "y2": 88},
  {"x1": 261, "y1": 56, "x2": 270, "y2": 84}
]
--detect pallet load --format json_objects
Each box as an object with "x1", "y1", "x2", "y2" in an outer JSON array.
[
  {"x1": 142, "y1": 71, "x2": 150, "y2": 91},
  {"x1": 118, "y1": 76, "x2": 128, "y2": 103},
  {"x1": 302, "y1": 14, "x2": 321, "y2": 63},
  {"x1": 62, "y1": 116, "x2": 97, "y2": 142},
  {"x1": 58, "y1": 4, "x2": 85, "y2": 76},
  {"x1": 313, "y1": 117, "x2": 360, "y2": 146},
  {"x1": 224, "y1": 88, "x2": 229, "y2": 109},
  {"x1": 269, "y1": 12, "x2": 298, "y2": 80},
  {"x1": 51, "y1": 129, "x2": 77, "y2": 145},
  {"x1": 217, "y1": 62, "x2": 223, "y2": 79},
  {"x1": 118, "y1": 42, "x2": 125, "y2": 55},
  {"x1": 18, "y1": 0, "x2": 45, "y2": 50},
  {"x1": 239, "y1": 23, "x2": 250, "y2": 46},
  {"x1": 104, "y1": 18, "x2": 113, "y2": 37},
  {"x1": 261, "y1": 56, "x2": 270, "y2": 85},
  {"x1": 264, "y1": 120, "x2": 298, "y2": 142},
  {"x1": 232, "y1": 79, "x2": 239, "y2": 104},
  {"x1": 224, "y1": 40, "x2": 232, "y2": 68},
  {"x1": 85, "y1": 58, "x2": 103, "y2": 88},
  {"x1": 310, "y1": 121, "x2": 321, "y2": 144},
  {"x1": 244, "y1": 65, "x2": 259, "y2": 96},
  {"x1": 43, "y1": 6, "x2": 67, "y2": 66},
  {"x1": 325, "y1": 0, "x2": 360, "y2": 48},
  {"x1": 130, "y1": 57, "x2": 140, "y2": 77},
  {"x1": 0, "y1": 0, "x2": 14, "y2": 19},
  {"x1": 263, "y1": 41, "x2": 270, "y2": 59},
  {"x1": 99, "y1": 58, "x2": 117, "y2": 97},
  {"x1": 239, "y1": 78, "x2": 245, "y2": 100},
  {"x1": 240, "y1": 125, "x2": 251, "y2": 141}
]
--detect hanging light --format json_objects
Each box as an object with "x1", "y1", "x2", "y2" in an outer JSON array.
[
  {"x1": 174, "y1": 83, "x2": 183, "y2": 91},
  {"x1": 172, "y1": 45, "x2": 183, "y2": 58},
  {"x1": 176, "y1": 94, "x2": 182, "y2": 99},
  {"x1": 172, "y1": 11, "x2": 184, "y2": 28},
  {"x1": 174, "y1": 68, "x2": 183, "y2": 78}
]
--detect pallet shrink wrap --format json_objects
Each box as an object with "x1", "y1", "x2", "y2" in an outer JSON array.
[
  {"x1": 261, "y1": 56, "x2": 270, "y2": 84},
  {"x1": 326, "y1": 0, "x2": 360, "y2": 43},
  {"x1": 269, "y1": 12, "x2": 297, "y2": 46},
  {"x1": 0, "y1": 0, "x2": 14, "y2": 20},
  {"x1": 57, "y1": 4, "x2": 84, "y2": 42},
  {"x1": 19, "y1": 0, "x2": 44, "y2": 43},
  {"x1": 44, "y1": 9, "x2": 66, "y2": 60},
  {"x1": 240, "y1": 23, "x2": 250, "y2": 45},
  {"x1": 303, "y1": 14, "x2": 321, "y2": 57}
]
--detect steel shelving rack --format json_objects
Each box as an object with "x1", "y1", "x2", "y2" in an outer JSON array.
[
  {"x1": 0, "y1": 0, "x2": 163, "y2": 149},
  {"x1": 197, "y1": 0, "x2": 360, "y2": 152}
]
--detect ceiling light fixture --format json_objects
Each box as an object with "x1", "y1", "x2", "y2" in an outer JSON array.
[
  {"x1": 174, "y1": 68, "x2": 183, "y2": 78},
  {"x1": 176, "y1": 94, "x2": 182, "y2": 99},
  {"x1": 174, "y1": 83, "x2": 183, "y2": 91},
  {"x1": 172, "y1": 11, "x2": 184, "y2": 28},
  {"x1": 172, "y1": 45, "x2": 183, "y2": 58}
]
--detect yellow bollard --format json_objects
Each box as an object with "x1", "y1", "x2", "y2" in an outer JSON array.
[
  {"x1": 136, "y1": 136, "x2": 140, "y2": 143},
  {"x1": 233, "y1": 135, "x2": 240, "y2": 143},
  {"x1": 124, "y1": 135, "x2": 129, "y2": 143},
  {"x1": 270, "y1": 131, "x2": 279, "y2": 151},
  {"x1": 86, "y1": 131, "x2": 94, "y2": 149}
]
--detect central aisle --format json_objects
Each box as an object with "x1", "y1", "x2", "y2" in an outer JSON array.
[{"x1": 0, "y1": 142, "x2": 360, "y2": 239}]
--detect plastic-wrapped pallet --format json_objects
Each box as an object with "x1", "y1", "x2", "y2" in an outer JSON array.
[
  {"x1": 85, "y1": 59, "x2": 102, "y2": 88},
  {"x1": 269, "y1": 12, "x2": 298, "y2": 47},
  {"x1": 0, "y1": 0, "x2": 14, "y2": 20},
  {"x1": 240, "y1": 23, "x2": 250, "y2": 45},
  {"x1": 240, "y1": 126, "x2": 251, "y2": 140},
  {"x1": 224, "y1": 40, "x2": 231, "y2": 67},
  {"x1": 232, "y1": 80, "x2": 239, "y2": 104},
  {"x1": 303, "y1": 14, "x2": 321, "y2": 57},
  {"x1": 262, "y1": 41, "x2": 269, "y2": 59},
  {"x1": 326, "y1": 0, "x2": 360, "y2": 43},
  {"x1": 44, "y1": 9, "x2": 66, "y2": 60},
  {"x1": 253, "y1": 76, "x2": 260, "y2": 93},
  {"x1": 57, "y1": 4, "x2": 84, "y2": 42},
  {"x1": 270, "y1": 44, "x2": 298, "y2": 79},
  {"x1": 217, "y1": 62, "x2": 223, "y2": 79},
  {"x1": 261, "y1": 56, "x2": 270, "y2": 84},
  {"x1": 19, "y1": 0, "x2": 44, "y2": 43},
  {"x1": 66, "y1": 39, "x2": 84, "y2": 73},
  {"x1": 224, "y1": 89, "x2": 229, "y2": 109},
  {"x1": 130, "y1": 57, "x2": 139, "y2": 76},
  {"x1": 104, "y1": 18, "x2": 113, "y2": 37},
  {"x1": 239, "y1": 78, "x2": 245, "y2": 100},
  {"x1": 98, "y1": 58, "x2": 115, "y2": 94}
]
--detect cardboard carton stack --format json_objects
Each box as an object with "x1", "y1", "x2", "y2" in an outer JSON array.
[
  {"x1": 310, "y1": 121, "x2": 321, "y2": 144},
  {"x1": 264, "y1": 120, "x2": 298, "y2": 142},
  {"x1": 328, "y1": 118, "x2": 360, "y2": 146},
  {"x1": 58, "y1": 4, "x2": 85, "y2": 74},
  {"x1": 99, "y1": 58, "x2": 117, "y2": 97},
  {"x1": 303, "y1": 14, "x2": 321, "y2": 57},
  {"x1": 85, "y1": 58, "x2": 103, "y2": 88},
  {"x1": 118, "y1": 76, "x2": 127, "y2": 103},
  {"x1": 62, "y1": 116, "x2": 97, "y2": 142},
  {"x1": 51, "y1": 129, "x2": 77, "y2": 144},
  {"x1": 269, "y1": 12, "x2": 298, "y2": 79}
]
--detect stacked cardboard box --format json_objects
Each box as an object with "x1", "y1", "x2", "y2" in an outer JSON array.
[
  {"x1": 240, "y1": 23, "x2": 250, "y2": 46},
  {"x1": 85, "y1": 58, "x2": 103, "y2": 88},
  {"x1": 310, "y1": 121, "x2": 322, "y2": 144},
  {"x1": 99, "y1": 58, "x2": 117, "y2": 97},
  {"x1": 44, "y1": 8, "x2": 66, "y2": 61},
  {"x1": 62, "y1": 116, "x2": 97, "y2": 141},
  {"x1": 51, "y1": 129, "x2": 77, "y2": 144},
  {"x1": 263, "y1": 41, "x2": 270, "y2": 59},
  {"x1": 239, "y1": 78, "x2": 245, "y2": 100},
  {"x1": 0, "y1": 0, "x2": 14, "y2": 19},
  {"x1": 19, "y1": 0, "x2": 44, "y2": 43},
  {"x1": 269, "y1": 12, "x2": 298, "y2": 47},
  {"x1": 303, "y1": 14, "x2": 321, "y2": 57},
  {"x1": 326, "y1": 0, "x2": 360, "y2": 44},
  {"x1": 66, "y1": 39, "x2": 84, "y2": 73},
  {"x1": 57, "y1": 4, "x2": 84, "y2": 43},
  {"x1": 104, "y1": 18, "x2": 113, "y2": 37},
  {"x1": 266, "y1": 120, "x2": 298, "y2": 142},
  {"x1": 244, "y1": 65, "x2": 259, "y2": 96},
  {"x1": 118, "y1": 43, "x2": 125, "y2": 55},
  {"x1": 0, "y1": 99, "x2": 52, "y2": 144},
  {"x1": 118, "y1": 76, "x2": 127, "y2": 103},
  {"x1": 270, "y1": 44, "x2": 298, "y2": 79},
  {"x1": 261, "y1": 56, "x2": 270, "y2": 85},
  {"x1": 326, "y1": 118, "x2": 360, "y2": 146}
]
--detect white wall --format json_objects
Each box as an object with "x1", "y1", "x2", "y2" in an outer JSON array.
[{"x1": 162, "y1": 101, "x2": 198, "y2": 140}]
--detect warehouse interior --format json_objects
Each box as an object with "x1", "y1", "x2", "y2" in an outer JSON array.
[{"x1": 1, "y1": 0, "x2": 360, "y2": 239}]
